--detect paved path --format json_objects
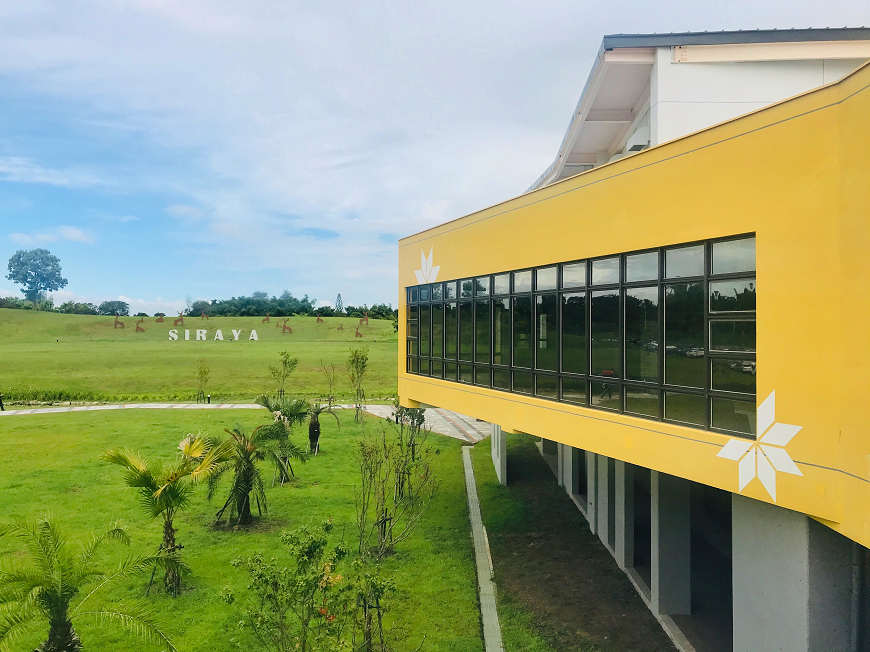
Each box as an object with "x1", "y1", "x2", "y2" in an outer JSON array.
[{"x1": 0, "y1": 402, "x2": 491, "y2": 444}]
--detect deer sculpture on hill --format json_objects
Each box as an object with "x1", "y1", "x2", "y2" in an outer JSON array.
[
  {"x1": 113, "y1": 314, "x2": 125, "y2": 329},
  {"x1": 155, "y1": 314, "x2": 164, "y2": 323},
  {"x1": 316, "y1": 315, "x2": 324, "y2": 323},
  {"x1": 201, "y1": 310, "x2": 209, "y2": 320},
  {"x1": 355, "y1": 326, "x2": 363, "y2": 338},
  {"x1": 337, "y1": 323, "x2": 343, "y2": 331},
  {"x1": 262, "y1": 314, "x2": 270, "y2": 323},
  {"x1": 173, "y1": 313, "x2": 184, "y2": 327},
  {"x1": 281, "y1": 318, "x2": 293, "y2": 334},
  {"x1": 136, "y1": 317, "x2": 145, "y2": 333},
  {"x1": 359, "y1": 311, "x2": 369, "y2": 326}
]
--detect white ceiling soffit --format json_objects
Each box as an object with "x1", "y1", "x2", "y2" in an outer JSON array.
[{"x1": 673, "y1": 39, "x2": 870, "y2": 63}]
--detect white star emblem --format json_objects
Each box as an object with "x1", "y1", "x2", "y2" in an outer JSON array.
[
  {"x1": 716, "y1": 391, "x2": 802, "y2": 502},
  {"x1": 414, "y1": 248, "x2": 440, "y2": 284}
]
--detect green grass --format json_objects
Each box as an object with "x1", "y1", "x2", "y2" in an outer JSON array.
[
  {"x1": 0, "y1": 409, "x2": 482, "y2": 652},
  {"x1": 0, "y1": 309, "x2": 397, "y2": 403}
]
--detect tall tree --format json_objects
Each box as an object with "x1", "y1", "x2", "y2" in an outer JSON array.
[{"x1": 6, "y1": 249, "x2": 68, "y2": 305}]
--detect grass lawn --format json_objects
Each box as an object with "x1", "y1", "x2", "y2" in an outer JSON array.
[
  {"x1": 0, "y1": 309, "x2": 398, "y2": 403},
  {"x1": 0, "y1": 408, "x2": 482, "y2": 652}
]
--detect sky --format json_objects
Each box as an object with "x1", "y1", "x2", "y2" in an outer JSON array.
[{"x1": 0, "y1": 1, "x2": 867, "y2": 314}]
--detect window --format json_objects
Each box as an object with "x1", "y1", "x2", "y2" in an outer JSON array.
[{"x1": 405, "y1": 234, "x2": 757, "y2": 438}]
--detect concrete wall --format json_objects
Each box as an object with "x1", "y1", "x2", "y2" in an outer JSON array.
[{"x1": 491, "y1": 424, "x2": 506, "y2": 486}]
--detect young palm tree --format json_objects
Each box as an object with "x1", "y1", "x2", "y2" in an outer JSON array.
[
  {"x1": 101, "y1": 433, "x2": 229, "y2": 594},
  {"x1": 307, "y1": 403, "x2": 340, "y2": 455},
  {"x1": 255, "y1": 395, "x2": 310, "y2": 484},
  {"x1": 208, "y1": 425, "x2": 306, "y2": 526},
  {"x1": 0, "y1": 516, "x2": 182, "y2": 652}
]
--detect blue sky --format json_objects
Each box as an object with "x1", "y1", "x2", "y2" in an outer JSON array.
[{"x1": 1, "y1": 1, "x2": 867, "y2": 314}]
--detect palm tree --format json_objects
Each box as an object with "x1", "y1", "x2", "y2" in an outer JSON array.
[
  {"x1": 101, "y1": 433, "x2": 229, "y2": 594},
  {"x1": 255, "y1": 395, "x2": 310, "y2": 484},
  {"x1": 208, "y1": 425, "x2": 306, "y2": 526},
  {"x1": 307, "y1": 403, "x2": 339, "y2": 455},
  {"x1": 0, "y1": 516, "x2": 182, "y2": 652}
]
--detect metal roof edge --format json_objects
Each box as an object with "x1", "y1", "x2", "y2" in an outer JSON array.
[{"x1": 601, "y1": 27, "x2": 870, "y2": 49}]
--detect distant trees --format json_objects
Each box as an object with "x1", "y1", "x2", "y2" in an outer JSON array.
[
  {"x1": 6, "y1": 249, "x2": 68, "y2": 305},
  {"x1": 184, "y1": 292, "x2": 397, "y2": 320},
  {"x1": 58, "y1": 301, "x2": 98, "y2": 315},
  {"x1": 97, "y1": 300, "x2": 130, "y2": 316}
]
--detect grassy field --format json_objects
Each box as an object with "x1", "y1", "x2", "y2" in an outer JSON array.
[
  {"x1": 0, "y1": 309, "x2": 397, "y2": 403},
  {"x1": 0, "y1": 408, "x2": 482, "y2": 652}
]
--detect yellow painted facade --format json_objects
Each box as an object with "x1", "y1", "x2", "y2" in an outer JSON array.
[{"x1": 398, "y1": 62, "x2": 870, "y2": 548}]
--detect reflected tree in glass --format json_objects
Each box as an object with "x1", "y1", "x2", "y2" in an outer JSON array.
[
  {"x1": 444, "y1": 302, "x2": 457, "y2": 359},
  {"x1": 513, "y1": 296, "x2": 532, "y2": 368},
  {"x1": 591, "y1": 290, "x2": 619, "y2": 377},
  {"x1": 625, "y1": 286, "x2": 658, "y2": 382},
  {"x1": 459, "y1": 302, "x2": 473, "y2": 361},
  {"x1": 431, "y1": 303, "x2": 443, "y2": 358},
  {"x1": 664, "y1": 283, "x2": 705, "y2": 388},
  {"x1": 475, "y1": 299, "x2": 491, "y2": 363},
  {"x1": 561, "y1": 292, "x2": 586, "y2": 374}
]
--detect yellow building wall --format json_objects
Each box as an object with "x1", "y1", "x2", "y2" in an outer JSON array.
[{"x1": 398, "y1": 62, "x2": 870, "y2": 548}]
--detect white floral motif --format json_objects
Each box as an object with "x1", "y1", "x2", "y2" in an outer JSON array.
[
  {"x1": 716, "y1": 391, "x2": 802, "y2": 502},
  {"x1": 414, "y1": 248, "x2": 440, "y2": 284}
]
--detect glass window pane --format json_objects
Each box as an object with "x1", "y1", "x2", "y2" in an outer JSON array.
[
  {"x1": 407, "y1": 338, "x2": 418, "y2": 355},
  {"x1": 492, "y1": 298, "x2": 511, "y2": 366},
  {"x1": 713, "y1": 237, "x2": 755, "y2": 275},
  {"x1": 626, "y1": 252, "x2": 658, "y2": 282},
  {"x1": 513, "y1": 296, "x2": 532, "y2": 368},
  {"x1": 710, "y1": 320, "x2": 756, "y2": 353},
  {"x1": 625, "y1": 286, "x2": 659, "y2": 382},
  {"x1": 475, "y1": 277, "x2": 490, "y2": 296},
  {"x1": 561, "y1": 377, "x2": 587, "y2": 405},
  {"x1": 475, "y1": 366, "x2": 490, "y2": 387},
  {"x1": 431, "y1": 360, "x2": 443, "y2": 379},
  {"x1": 513, "y1": 270, "x2": 532, "y2": 293},
  {"x1": 561, "y1": 292, "x2": 586, "y2": 374},
  {"x1": 493, "y1": 368, "x2": 510, "y2": 390},
  {"x1": 408, "y1": 305, "x2": 418, "y2": 321},
  {"x1": 592, "y1": 257, "x2": 619, "y2": 285},
  {"x1": 712, "y1": 398, "x2": 757, "y2": 436},
  {"x1": 712, "y1": 359, "x2": 756, "y2": 393},
  {"x1": 666, "y1": 245, "x2": 704, "y2": 278},
  {"x1": 444, "y1": 302, "x2": 457, "y2": 359},
  {"x1": 420, "y1": 358, "x2": 430, "y2": 376},
  {"x1": 665, "y1": 392, "x2": 705, "y2": 426},
  {"x1": 407, "y1": 288, "x2": 413, "y2": 304},
  {"x1": 710, "y1": 279, "x2": 756, "y2": 313},
  {"x1": 562, "y1": 262, "x2": 586, "y2": 288},
  {"x1": 460, "y1": 279, "x2": 474, "y2": 298},
  {"x1": 419, "y1": 305, "x2": 430, "y2": 356},
  {"x1": 459, "y1": 364, "x2": 473, "y2": 384},
  {"x1": 475, "y1": 299, "x2": 491, "y2": 363},
  {"x1": 664, "y1": 283, "x2": 705, "y2": 388},
  {"x1": 535, "y1": 294, "x2": 558, "y2": 371},
  {"x1": 407, "y1": 356, "x2": 412, "y2": 373},
  {"x1": 591, "y1": 290, "x2": 619, "y2": 378},
  {"x1": 535, "y1": 374, "x2": 558, "y2": 399},
  {"x1": 591, "y1": 382, "x2": 620, "y2": 411},
  {"x1": 445, "y1": 362, "x2": 457, "y2": 381},
  {"x1": 493, "y1": 274, "x2": 510, "y2": 295},
  {"x1": 431, "y1": 283, "x2": 443, "y2": 301},
  {"x1": 444, "y1": 281, "x2": 457, "y2": 300},
  {"x1": 625, "y1": 387, "x2": 658, "y2": 418},
  {"x1": 410, "y1": 286, "x2": 419, "y2": 302},
  {"x1": 513, "y1": 371, "x2": 532, "y2": 394},
  {"x1": 459, "y1": 302, "x2": 473, "y2": 361},
  {"x1": 431, "y1": 304, "x2": 443, "y2": 358},
  {"x1": 410, "y1": 357, "x2": 419, "y2": 374},
  {"x1": 536, "y1": 267, "x2": 558, "y2": 291},
  {"x1": 420, "y1": 286, "x2": 430, "y2": 302}
]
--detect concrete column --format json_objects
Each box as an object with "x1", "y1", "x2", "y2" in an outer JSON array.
[
  {"x1": 556, "y1": 443, "x2": 565, "y2": 488},
  {"x1": 541, "y1": 438, "x2": 557, "y2": 455},
  {"x1": 490, "y1": 424, "x2": 506, "y2": 486},
  {"x1": 569, "y1": 447, "x2": 583, "y2": 496},
  {"x1": 596, "y1": 455, "x2": 615, "y2": 551},
  {"x1": 651, "y1": 470, "x2": 691, "y2": 616},
  {"x1": 615, "y1": 460, "x2": 635, "y2": 570},
  {"x1": 732, "y1": 494, "x2": 854, "y2": 652},
  {"x1": 585, "y1": 451, "x2": 598, "y2": 535}
]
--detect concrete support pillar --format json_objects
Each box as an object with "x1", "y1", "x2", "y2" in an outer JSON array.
[
  {"x1": 615, "y1": 460, "x2": 635, "y2": 570},
  {"x1": 556, "y1": 443, "x2": 566, "y2": 488},
  {"x1": 490, "y1": 424, "x2": 506, "y2": 486},
  {"x1": 569, "y1": 447, "x2": 583, "y2": 496},
  {"x1": 585, "y1": 451, "x2": 598, "y2": 535},
  {"x1": 596, "y1": 455, "x2": 615, "y2": 551},
  {"x1": 541, "y1": 438, "x2": 557, "y2": 455},
  {"x1": 732, "y1": 495, "x2": 854, "y2": 652},
  {"x1": 651, "y1": 470, "x2": 691, "y2": 616}
]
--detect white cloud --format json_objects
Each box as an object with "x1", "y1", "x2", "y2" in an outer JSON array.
[
  {"x1": 0, "y1": 156, "x2": 103, "y2": 188},
  {"x1": 49, "y1": 289, "x2": 185, "y2": 315},
  {"x1": 8, "y1": 226, "x2": 94, "y2": 245},
  {"x1": 115, "y1": 215, "x2": 140, "y2": 223}
]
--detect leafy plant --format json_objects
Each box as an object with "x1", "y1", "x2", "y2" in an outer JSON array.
[
  {"x1": 346, "y1": 347, "x2": 369, "y2": 424},
  {"x1": 256, "y1": 395, "x2": 311, "y2": 484},
  {"x1": 6, "y1": 249, "x2": 68, "y2": 304},
  {"x1": 269, "y1": 352, "x2": 299, "y2": 398},
  {"x1": 101, "y1": 434, "x2": 229, "y2": 594},
  {"x1": 307, "y1": 403, "x2": 339, "y2": 455},
  {"x1": 195, "y1": 359, "x2": 210, "y2": 403},
  {"x1": 0, "y1": 516, "x2": 182, "y2": 652}
]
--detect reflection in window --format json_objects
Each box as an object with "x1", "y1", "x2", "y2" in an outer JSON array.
[
  {"x1": 444, "y1": 282, "x2": 457, "y2": 300},
  {"x1": 407, "y1": 338, "x2": 418, "y2": 355},
  {"x1": 665, "y1": 392, "x2": 705, "y2": 426},
  {"x1": 459, "y1": 364, "x2": 473, "y2": 384},
  {"x1": 475, "y1": 300, "x2": 491, "y2": 363},
  {"x1": 493, "y1": 368, "x2": 510, "y2": 390},
  {"x1": 410, "y1": 357, "x2": 419, "y2": 374},
  {"x1": 475, "y1": 366, "x2": 490, "y2": 387},
  {"x1": 710, "y1": 320, "x2": 756, "y2": 353},
  {"x1": 710, "y1": 279, "x2": 756, "y2": 312},
  {"x1": 431, "y1": 304, "x2": 443, "y2": 358},
  {"x1": 561, "y1": 377, "x2": 587, "y2": 405},
  {"x1": 492, "y1": 298, "x2": 511, "y2": 366},
  {"x1": 535, "y1": 374, "x2": 558, "y2": 398},
  {"x1": 713, "y1": 237, "x2": 755, "y2": 275},
  {"x1": 712, "y1": 398, "x2": 757, "y2": 435},
  {"x1": 419, "y1": 305, "x2": 430, "y2": 356},
  {"x1": 493, "y1": 274, "x2": 510, "y2": 295},
  {"x1": 665, "y1": 283, "x2": 705, "y2": 388},
  {"x1": 409, "y1": 305, "x2": 418, "y2": 321},
  {"x1": 591, "y1": 290, "x2": 619, "y2": 377},
  {"x1": 475, "y1": 277, "x2": 490, "y2": 296},
  {"x1": 445, "y1": 362, "x2": 457, "y2": 381},
  {"x1": 407, "y1": 321, "x2": 418, "y2": 339},
  {"x1": 410, "y1": 286, "x2": 419, "y2": 302},
  {"x1": 513, "y1": 296, "x2": 532, "y2": 368},
  {"x1": 460, "y1": 279, "x2": 474, "y2": 298},
  {"x1": 561, "y1": 292, "x2": 586, "y2": 374},
  {"x1": 592, "y1": 258, "x2": 619, "y2": 285},
  {"x1": 444, "y1": 302, "x2": 457, "y2": 359},
  {"x1": 431, "y1": 361, "x2": 443, "y2": 379},
  {"x1": 666, "y1": 245, "x2": 704, "y2": 278},
  {"x1": 625, "y1": 286, "x2": 658, "y2": 382},
  {"x1": 625, "y1": 387, "x2": 658, "y2": 418},
  {"x1": 626, "y1": 252, "x2": 658, "y2": 282},
  {"x1": 591, "y1": 382, "x2": 620, "y2": 411},
  {"x1": 431, "y1": 283, "x2": 443, "y2": 301},
  {"x1": 535, "y1": 294, "x2": 558, "y2": 371},
  {"x1": 420, "y1": 358, "x2": 430, "y2": 375},
  {"x1": 711, "y1": 359, "x2": 756, "y2": 394},
  {"x1": 513, "y1": 371, "x2": 532, "y2": 394},
  {"x1": 459, "y1": 302, "x2": 473, "y2": 361},
  {"x1": 420, "y1": 285, "x2": 430, "y2": 302},
  {"x1": 562, "y1": 262, "x2": 586, "y2": 288},
  {"x1": 513, "y1": 270, "x2": 532, "y2": 293},
  {"x1": 536, "y1": 267, "x2": 558, "y2": 291}
]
